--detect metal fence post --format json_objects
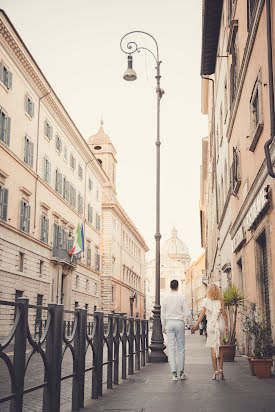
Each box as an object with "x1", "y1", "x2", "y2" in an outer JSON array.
[
  {"x1": 145, "y1": 320, "x2": 149, "y2": 363},
  {"x1": 113, "y1": 316, "x2": 120, "y2": 384},
  {"x1": 43, "y1": 303, "x2": 63, "y2": 412},
  {"x1": 107, "y1": 314, "x2": 113, "y2": 389},
  {"x1": 128, "y1": 318, "x2": 134, "y2": 375},
  {"x1": 121, "y1": 317, "x2": 127, "y2": 379},
  {"x1": 10, "y1": 297, "x2": 28, "y2": 412},
  {"x1": 135, "y1": 318, "x2": 141, "y2": 371},
  {"x1": 141, "y1": 320, "x2": 146, "y2": 367},
  {"x1": 92, "y1": 312, "x2": 104, "y2": 398},
  {"x1": 72, "y1": 308, "x2": 86, "y2": 411}
]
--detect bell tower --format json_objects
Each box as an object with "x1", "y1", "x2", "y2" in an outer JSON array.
[{"x1": 88, "y1": 121, "x2": 117, "y2": 193}]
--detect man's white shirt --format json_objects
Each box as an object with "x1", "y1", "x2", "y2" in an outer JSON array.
[{"x1": 161, "y1": 292, "x2": 191, "y2": 329}]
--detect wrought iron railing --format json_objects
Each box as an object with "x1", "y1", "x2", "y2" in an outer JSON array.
[{"x1": 0, "y1": 298, "x2": 149, "y2": 412}]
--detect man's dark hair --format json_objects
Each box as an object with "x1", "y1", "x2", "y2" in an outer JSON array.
[{"x1": 170, "y1": 280, "x2": 178, "y2": 290}]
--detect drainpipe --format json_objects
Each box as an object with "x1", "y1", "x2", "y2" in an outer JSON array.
[
  {"x1": 264, "y1": 0, "x2": 275, "y2": 178},
  {"x1": 34, "y1": 89, "x2": 52, "y2": 229},
  {"x1": 201, "y1": 76, "x2": 219, "y2": 224}
]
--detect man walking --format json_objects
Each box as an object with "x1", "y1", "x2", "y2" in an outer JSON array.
[{"x1": 161, "y1": 279, "x2": 191, "y2": 381}]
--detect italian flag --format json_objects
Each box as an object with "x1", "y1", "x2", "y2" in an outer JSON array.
[{"x1": 68, "y1": 223, "x2": 84, "y2": 255}]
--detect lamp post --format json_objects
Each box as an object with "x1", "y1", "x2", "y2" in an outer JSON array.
[{"x1": 120, "y1": 31, "x2": 167, "y2": 362}]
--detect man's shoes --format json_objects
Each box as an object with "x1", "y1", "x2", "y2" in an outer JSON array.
[
  {"x1": 172, "y1": 374, "x2": 178, "y2": 381},
  {"x1": 179, "y1": 371, "x2": 187, "y2": 380}
]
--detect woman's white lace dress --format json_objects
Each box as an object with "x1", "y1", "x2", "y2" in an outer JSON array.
[{"x1": 202, "y1": 297, "x2": 225, "y2": 357}]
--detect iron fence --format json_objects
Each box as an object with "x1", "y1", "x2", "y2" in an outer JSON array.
[{"x1": 0, "y1": 298, "x2": 149, "y2": 412}]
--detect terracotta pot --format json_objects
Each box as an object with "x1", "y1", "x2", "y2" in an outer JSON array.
[
  {"x1": 248, "y1": 357, "x2": 256, "y2": 376},
  {"x1": 220, "y1": 345, "x2": 236, "y2": 362},
  {"x1": 250, "y1": 358, "x2": 273, "y2": 379}
]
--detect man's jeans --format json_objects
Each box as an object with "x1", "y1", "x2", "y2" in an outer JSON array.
[{"x1": 166, "y1": 319, "x2": 185, "y2": 373}]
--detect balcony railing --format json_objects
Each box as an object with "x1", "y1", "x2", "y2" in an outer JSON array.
[{"x1": 52, "y1": 247, "x2": 76, "y2": 265}]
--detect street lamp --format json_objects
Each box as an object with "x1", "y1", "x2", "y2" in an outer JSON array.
[{"x1": 120, "y1": 31, "x2": 167, "y2": 362}]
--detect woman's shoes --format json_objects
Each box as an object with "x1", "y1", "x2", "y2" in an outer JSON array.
[
  {"x1": 212, "y1": 370, "x2": 219, "y2": 380},
  {"x1": 219, "y1": 369, "x2": 225, "y2": 380}
]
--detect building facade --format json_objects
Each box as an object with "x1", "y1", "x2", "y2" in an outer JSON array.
[
  {"x1": 146, "y1": 228, "x2": 191, "y2": 316},
  {"x1": 185, "y1": 254, "x2": 206, "y2": 320},
  {"x1": 0, "y1": 10, "x2": 107, "y2": 335},
  {"x1": 200, "y1": 0, "x2": 275, "y2": 354},
  {"x1": 88, "y1": 123, "x2": 149, "y2": 318}
]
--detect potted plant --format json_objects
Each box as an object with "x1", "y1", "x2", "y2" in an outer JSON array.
[
  {"x1": 243, "y1": 306, "x2": 273, "y2": 379},
  {"x1": 220, "y1": 284, "x2": 244, "y2": 362}
]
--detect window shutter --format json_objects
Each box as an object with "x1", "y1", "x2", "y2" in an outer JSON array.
[
  {"x1": 230, "y1": 64, "x2": 234, "y2": 108},
  {"x1": 45, "y1": 217, "x2": 49, "y2": 243},
  {"x1": 26, "y1": 205, "x2": 31, "y2": 233},
  {"x1": 6, "y1": 117, "x2": 10, "y2": 146},
  {"x1": 20, "y1": 200, "x2": 24, "y2": 230},
  {"x1": 0, "y1": 61, "x2": 3, "y2": 83},
  {"x1": 3, "y1": 188, "x2": 8, "y2": 221},
  {"x1": 44, "y1": 120, "x2": 47, "y2": 136},
  {"x1": 40, "y1": 215, "x2": 44, "y2": 241},
  {"x1": 48, "y1": 161, "x2": 51, "y2": 184},
  {"x1": 50, "y1": 126, "x2": 53, "y2": 140},
  {"x1": 7, "y1": 71, "x2": 12, "y2": 89},
  {"x1": 53, "y1": 223, "x2": 58, "y2": 247},
  {"x1": 25, "y1": 95, "x2": 28, "y2": 113},
  {"x1": 30, "y1": 141, "x2": 34, "y2": 168},
  {"x1": 43, "y1": 157, "x2": 47, "y2": 180},
  {"x1": 31, "y1": 101, "x2": 34, "y2": 117},
  {"x1": 55, "y1": 169, "x2": 58, "y2": 191}
]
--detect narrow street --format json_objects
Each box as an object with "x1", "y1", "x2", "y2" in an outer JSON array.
[{"x1": 75, "y1": 333, "x2": 275, "y2": 412}]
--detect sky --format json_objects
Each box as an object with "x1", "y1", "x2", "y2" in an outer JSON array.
[{"x1": 0, "y1": 0, "x2": 208, "y2": 262}]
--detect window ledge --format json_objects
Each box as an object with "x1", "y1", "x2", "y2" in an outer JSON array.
[
  {"x1": 25, "y1": 112, "x2": 33, "y2": 120},
  {"x1": 249, "y1": 122, "x2": 263, "y2": 152}
]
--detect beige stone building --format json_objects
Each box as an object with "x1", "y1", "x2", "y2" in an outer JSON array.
[
  {"x1": 146, "y1": 228, "x2": 191, "y2": 316},
  {"x1": 0, "y1": 10, "x2": 107, "y2": 335},
  {"x1": 200, "y1": 0, "x2": 275, "y2": 354},
  {"x1": 185, "y1": 254, "x2": 206, "y2": 320},
  {"x1": 88, "y1": 123, "x2": 149, "y2": 318},
  {"x1": 0, "y1": 10, "x2": 148, "y2": 335}
]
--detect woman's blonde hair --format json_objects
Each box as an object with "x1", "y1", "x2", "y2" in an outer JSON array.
[{"x1": 207, "y1": 283, "x2": 222, "y2": 301}]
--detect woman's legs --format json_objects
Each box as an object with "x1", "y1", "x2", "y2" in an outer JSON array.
[
  {"x1": 219, "y1": 348, "x2": 224, "y2": 372},
  {"x1": 210, "y1": 347, "x2": 218, "y2": 372}
]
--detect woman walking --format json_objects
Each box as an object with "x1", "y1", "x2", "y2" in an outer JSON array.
[{"x1": 191, "y1": 284, "x2": 229, "y2": 380}]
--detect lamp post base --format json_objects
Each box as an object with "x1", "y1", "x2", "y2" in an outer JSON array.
[{"x1": 149, "y1": 305, "x2": 168, "y2": 363}]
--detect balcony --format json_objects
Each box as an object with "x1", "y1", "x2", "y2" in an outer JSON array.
[{"x1": 51, "y1": 247, "x2": 76, "y2": 268}]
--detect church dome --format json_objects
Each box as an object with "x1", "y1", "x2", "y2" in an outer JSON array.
[{"x1": 161, "y1": 227, "x2": 190, "y2": 258}]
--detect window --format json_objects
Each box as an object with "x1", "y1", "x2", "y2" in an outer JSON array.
[
  {"x1": 55, "y1": 169, "x2": 63, "y2": 195},
  {"x1": 237, "y1": 258, "x2": 243, "y2": 291},
  {"x1": 230, "y1": 26, "x2": 238, "y2": 107},
  {"x1": 249, "y1": 70, "x2": 263, "y2": 151},
  {"x1": 0, "y1": 108, "x2": 11, "y2": 146},
  {"x1": 24, "y1": 136, "x2": 34, "y2": 167},
  {"x1": 75, "y1": 301, "x2": 79, "y2": 308},
  {"x1": 75, "y1": 275, "x2": 79, "y2": 289},
  {"x1": 94, "y1": 305, "x2": 97, "y2": 312},
  {"x1": 95, "y1": 249, "x2": 100, "y2": 271},
  {"x1": 36, "y1": 294, "x2": 43, "y2": 320},
  {"x1": 88, "y1": 204, "x2": 93, "y2": 223},
  {"x1": 44, "y1": 121, "x2": 53, "y2": 140},
  {"x1": 86, "y1": 279, "x2": 89, "y2": 291},
  {"x1": 43, "y1": 157, "x2": 51, "y2": 184},
  {"x1": 78, "y1": 193, "x2": 83, "y2": 215},
  {"x1": 95, "y1": 282, "x2": 98, "y2": 295},
  {"x1": 69, "y1": 184, "x2": 76, "y2": 207},
  {"x1": 25, "y1": 95, "x2": 35, "y2": 118},
  {"x1": 78, "y1": 164, "x2": 83, "y2": 179},
  {"x1": 39, "y1": 260, "x2": 44, "y2": 275},
  {"x1": 53, "y1": 223, "x2": 61, "y2": 248},
  {"x1": 56, "y1": 136, "x2": 62, "y2": 153},
  {"x1": 85, "y1": 303, "x2": 89, "y2": 311},
  {"x1": 0, "y1": 61, "x2": 12, "y2": 89},
  {"x1": 63, "y1": 144, "x2": 68, "y2": 160},
  {"x1": 247, "y1": 0, "x2": 258, "y2": 31},
  {"x1": 87, "y1": 246, "x2": 91, "y2": 266},
  {"x1": 40, "y1": 214, "x2": 49, "y2": 243},
  {"x1": 19, "y1": 252, "x2": 24, "y2": 272},
  {"x1": 19, "y1": 200, "x2": 31, "y2": 233},
  {"x1": 63, "y1": 176, "x2": 70, "y2": 201},
  {"x1": 96, "y1": 213, "x2": 100, "y2": 231},
  {"x1": 88, "y1": 178, "x2": 93, "y2": 191},
  {"x1": 111, "y1": 285, "x2": 114, "y2": 302},
  {"x1": 70, "y1": 153, "x2": 76, "y2": 170},
  {"x1": 0, "y1": 185, "x2": 8, "y2": 220},
  {"x1": 230, "y1": 146, "x2": 241, "y2": 195}
]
